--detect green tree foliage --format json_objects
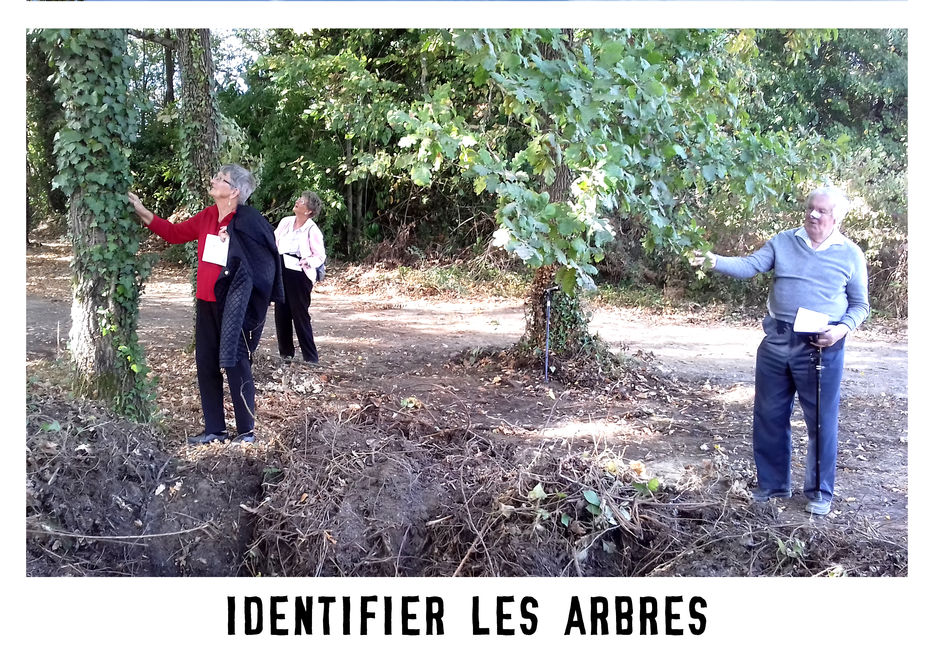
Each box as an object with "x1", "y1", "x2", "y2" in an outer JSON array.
[
  {"x1": 26, "y1": 33, "x2": 67, "y2": 239},
  {"x1": 220, "y1": 30, "x2": 492, "y2": 259},
  {"x1": 125, "y1": 32, "x2": 186, "y2": 219},
  {"x1": 754, "y1": 29, "x2": 907, "y2": 314},
  {"x1": 29, "y1": 28, "x2": 905, "y2": 408},
  {"x1": 390, "y1": 29, "x2": 845, "y2": 351},
  {"x1": 43, "y1": 29, "x2": 155, "y2": 419},
  {"x1": 673, "y1": 29, "x2": 907, "y2": 315}
]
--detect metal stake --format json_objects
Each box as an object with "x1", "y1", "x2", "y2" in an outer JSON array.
[
  {"x1": 544, "y1": 286, "x2": 558, "y2": 382},
  {"x1": 813, "y1": 346, "x2": 823, "y2": 500}
]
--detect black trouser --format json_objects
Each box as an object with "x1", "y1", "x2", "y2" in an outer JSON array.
[
  {"x1": 274, "y1": 265, "x2": 319, "y2": 362},
  {"x1": 195, "y1": 299, "x2": 262, "y2": 435}
]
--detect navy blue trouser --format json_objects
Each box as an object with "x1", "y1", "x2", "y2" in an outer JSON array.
[
  {"x1": 753, "y1": 315, "x2": 846, "y2": 502},
  {"x1": 274, "y1": 265, "x2": 319, "y2": 362},
  {"x1": 195, "y1": 299, "x2": 262, "y2": 436}
]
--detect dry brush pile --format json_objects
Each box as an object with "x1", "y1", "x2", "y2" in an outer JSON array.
[
  {"x1": 26, "y1": 370, "x2": 907, "y2": 578},
  {"x1": 244, "y1": 402, "x2": 906, "y2": 578}
]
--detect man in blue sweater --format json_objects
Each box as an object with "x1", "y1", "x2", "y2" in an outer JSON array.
[{"x1": 692, "y1": 186, "x2": 869, "y2": 515}]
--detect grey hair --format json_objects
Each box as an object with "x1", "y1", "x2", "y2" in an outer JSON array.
[
  {"x1": 300, "y1": 191, "x2": 322, "y2": 218},
  {"x1": 807, "y1": 185, "x2": 850, "y2": 221},
  {"x1": 219, "y1": 164, "x2": 256, "y2": 205}
]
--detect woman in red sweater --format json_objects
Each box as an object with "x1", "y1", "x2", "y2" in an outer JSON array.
[{"x1": 128, "y1": 164, "x2": 280, "y2": 444}]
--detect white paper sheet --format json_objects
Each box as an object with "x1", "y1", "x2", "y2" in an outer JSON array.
[{"x1": 793, "y1": 307, "x2": 829, "y2": 334}]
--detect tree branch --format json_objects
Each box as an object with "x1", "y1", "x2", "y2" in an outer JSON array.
[{"x1": 127, "y1": 29, "x2": 177, "y2": 50}]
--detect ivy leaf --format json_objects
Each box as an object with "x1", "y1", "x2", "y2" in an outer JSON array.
[{"x1": 583, "y1": 490, "x2": 601, "y2": 506}]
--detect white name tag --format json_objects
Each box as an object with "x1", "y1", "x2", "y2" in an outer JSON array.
[{"x1": 202, "y1": 232, "x2": 229, "y2": 266}]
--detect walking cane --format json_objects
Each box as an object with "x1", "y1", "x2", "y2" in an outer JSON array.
[
  {"x1": 813, "y1": 345, "x2": 823, "y2": 500},
  {"x1": 544, "y1": 286, "x2": 559, "y2": 382}
]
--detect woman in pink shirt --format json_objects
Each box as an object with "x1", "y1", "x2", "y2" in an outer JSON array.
[{"x1": 273, "y1": 191, "x2": 326, "y2": 363}]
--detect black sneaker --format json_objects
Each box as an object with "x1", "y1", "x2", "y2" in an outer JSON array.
[{"x1": 187, "y1": 430, "x2": 228, "y2": 445}]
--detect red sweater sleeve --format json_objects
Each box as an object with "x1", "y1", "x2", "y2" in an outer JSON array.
[
  {"x1": 147, "y1": 207, "x2": 212, "y2": 244},
  {"x1": 146, "y1": 206, "x2": 226, "y2": 302}
]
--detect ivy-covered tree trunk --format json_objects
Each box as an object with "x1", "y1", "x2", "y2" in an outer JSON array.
[
  {"x1": 523, "y1": 162, "x2": 592, "y2": 357},
  {"x1": 46, "y1": 29, "x2": 153, "y2": 419},
  {"x1": 175, "y1": 28, "x2": 221, "y2": 323},
  {"x1": 522, "y1": 30, "x2": 591, "y2": 356},
  {"x1": 176, "y1": 28, "x2": 220, "y2": 211}
]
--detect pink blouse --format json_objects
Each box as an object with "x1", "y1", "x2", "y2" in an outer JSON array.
[{"x1": 274, "y1": 215, "x2": 326, "y2": 281}]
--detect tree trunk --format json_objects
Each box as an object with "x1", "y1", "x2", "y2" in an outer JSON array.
[
  {"x1": 68, "y1": 191, "x2": 118, "y2": 389},
  {"x1": 48, "y1": 29, "x2": 152, "y2": 418},
  {"x1": 344, "y1": 137, "x2": 357, "y2": 255},
  {"x1": 176, "y1": 28, "x2": 220, "y2": 211},
  {"x1": 523, "y1": 30, "x2": 590, "y2": 357},
  {"x1": 175, "y1": 28, "x2": 220, "y2": 331},
  {"x1": 163, "y1": 29, "x2": 176, "y2": 106},
  {"x1": 523, "y1": 162, "x2": 588, "y2": 355}
]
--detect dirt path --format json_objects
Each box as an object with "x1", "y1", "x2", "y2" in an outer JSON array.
[
  {"x1": 26, "y1": 245, "x2": 909, "y2": 552},
  {"x1": 27, "y1": 263, "x2": 908, "y2": 400}
]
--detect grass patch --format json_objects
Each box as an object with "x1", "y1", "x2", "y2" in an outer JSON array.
[{"x1": 394, "y1": 260, "x2": 530, "y2": 298}]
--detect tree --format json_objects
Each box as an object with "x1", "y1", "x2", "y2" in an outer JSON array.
[
  {"x1": 44, "y1": 29, "x2": 154, "y2": 419},
  {"x1": 127, "y1": 28, "x2": 226, "y2": 310},
  {"x1": 390, "y1": 29, "x2": 838, "y2": 357},
  {"x1": 176, "y1": 29, "x2": 221, "y2": 210}
]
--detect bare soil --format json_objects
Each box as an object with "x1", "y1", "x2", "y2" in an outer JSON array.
[{"x1": 25, "y1": 240, "x2": 908, "y2": 577}]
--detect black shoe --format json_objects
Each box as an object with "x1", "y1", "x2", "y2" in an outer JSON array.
[{"x1": 187, "y1": 430, "x2": 228, "y2": 445}]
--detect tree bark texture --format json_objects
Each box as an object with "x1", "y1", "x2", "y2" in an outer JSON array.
[
  {"x1": 68, "y1": 191, "x2": 119, "y2": 387},
  {"x1": 176, "y1": 28, "x2": 220, "y2": 211},
  {"x1": 163, "y1": 29, "x2": 176, "y2": 106}
]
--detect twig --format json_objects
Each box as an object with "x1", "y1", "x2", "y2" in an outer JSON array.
[{"x1": 28, "y1": 521, "x2": 213, "y2": 541}]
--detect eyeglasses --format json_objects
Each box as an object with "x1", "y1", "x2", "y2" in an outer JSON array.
[{"x1": 212, "y1": 174, "x2": 236, "y2": 187}]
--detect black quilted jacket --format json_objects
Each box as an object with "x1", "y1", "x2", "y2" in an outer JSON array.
[{"x1": 214, "y1": 205, "x2": 284, "y2": 368}]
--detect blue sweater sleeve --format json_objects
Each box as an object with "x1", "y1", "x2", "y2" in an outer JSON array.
[
  {"x1": 840, "y1": 244, "x2": 870, "y2": 330},
  {"x1": 712, "y1": 240, "x2": 775, "y2": 279}
]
